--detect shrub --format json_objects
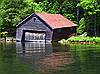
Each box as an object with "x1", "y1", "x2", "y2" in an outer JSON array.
[
  {"x1": 59, "y1": 36, "x2": 100, "y2": 44},
  {"x1": 77, "y1": 18, "x2": 86, "y2": 34},
  {"x1": 0, "y1": 31, "x2": 8, "y2": 38}
]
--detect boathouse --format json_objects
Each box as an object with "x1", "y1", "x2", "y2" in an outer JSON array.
[{"x1": 16, "y1": 13, "x2": 77, "y2": 42}]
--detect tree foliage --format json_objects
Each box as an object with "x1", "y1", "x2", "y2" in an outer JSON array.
[
  {"x1": 0, "y1": 0, "x2": 100, "y2": 36},
  {"x1": 77, "y1": 0, "x2": 100, "y2": 36},
  {"x1": 77, "y1": 0, "x2": 100, "y2": 15},
  {"x1": 1, "y1": 0, "x2": 27, "y2": 28},
  {"x1": 0, "y1": 0, "x2": 43, "y2": 35},
  {"x1": 77, "y1": 18, "x2": 86, "y2": 34},
  {"x1": 39, "y1": 0, "x2": 77, "y2": 22}
]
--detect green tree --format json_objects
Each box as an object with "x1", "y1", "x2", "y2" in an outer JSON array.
[
  {"x1": 0, "y1": 0, "x2": 43, "y2": 36},
  {"x1": 77, "y1": 18, "x2": 86, "y2": 34},
  {"x1": 1, "y1": 0, "x2": 28, "y2": 30},
  {"x1": 77, "y1": 0, "x2": 100, "y2": 36},
  {"x1": 39, "y1": 0, "x2": 77, "y2": 22}
]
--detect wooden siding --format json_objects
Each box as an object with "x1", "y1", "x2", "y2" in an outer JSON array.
[
  {"x1": 16, "y1": 14, "x2": 52, "y2": 42},
  {"x1": 52, "y1": 27, "x2": 76, "y2": 40}
]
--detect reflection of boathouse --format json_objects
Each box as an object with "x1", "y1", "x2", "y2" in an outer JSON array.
[
  {"x1": 16, "y1": 13, "x2": 77, "y2": 42},
  {"x1": 16, "y1": 42, "x2": 53, "y2": 56},
  {"x1": 16, "y1": 42, "x2": 74, "y2": 73},
  {"x1": 16, "y1": 42, "x2": 53, "y2": 70}
]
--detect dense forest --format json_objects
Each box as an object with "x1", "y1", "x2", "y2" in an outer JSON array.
[{"x1": 0, "y1": 0, "x2": 100, "y2": 37}]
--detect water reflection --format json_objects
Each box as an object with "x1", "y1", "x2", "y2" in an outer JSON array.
[
  {"x1": 62, "y1": 44, "x2": 100, "y2": 74},
  {"x1": 16, "y1": 42, "x2": 53, "y2": 71},
  {"x1": 16, "y1": 42, "x2": 53, "y2": 57},
  {"x1": 16, "y1": 42, "x2": 74, "y2": 74},
  {"x1": 1, "y1": 42, "x2": 100, "y2": 74}
]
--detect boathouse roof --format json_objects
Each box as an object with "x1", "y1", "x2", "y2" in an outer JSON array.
[
  {"x1": 36, "y1": 13, "x2": 77, "y2": 29},
  {"x1": 17, "y1": 13, "x2": 77, "y2": 29}
]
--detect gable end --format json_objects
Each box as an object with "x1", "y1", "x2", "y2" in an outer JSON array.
[
  {"x1": 16, "y1": 13, "x2": 53, "y2": 31},
  {"x1": 16, "y1": 13, "x2": 34, "y2": 28}
]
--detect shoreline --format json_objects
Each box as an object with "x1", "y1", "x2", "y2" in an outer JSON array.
[
  {"x1": 0, "y1": 37, "x2": 16, "y2": 42},
  {"x1": 58, "y1": 40, "x2": 100, "y2": 45}
]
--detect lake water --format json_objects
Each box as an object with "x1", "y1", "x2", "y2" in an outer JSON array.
[{"x1": 0, "y1": 42, "x2": 100, "y2": 74}]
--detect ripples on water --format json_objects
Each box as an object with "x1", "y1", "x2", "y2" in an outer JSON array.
[{"x1": 0, "y1": 42, "x2": 100, "y2": 74}]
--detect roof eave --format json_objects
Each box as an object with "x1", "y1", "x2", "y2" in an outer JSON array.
[{"x1": 16, "y1": 13, "x2": 35, "y2": 28}]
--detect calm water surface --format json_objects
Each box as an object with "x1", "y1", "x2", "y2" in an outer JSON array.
[{"x1": 0, "y1": 42, "x2": 100, "y2": 74}]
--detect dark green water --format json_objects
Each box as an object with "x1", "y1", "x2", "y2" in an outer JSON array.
[{"x1": 0, "y1": 42, "x2": 100, "y2": 74}]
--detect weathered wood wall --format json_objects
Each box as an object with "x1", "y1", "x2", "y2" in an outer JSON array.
[
  {"x1": 16, "y1": 14, "x2": 52, "y2": 42},
  {"x1": 52, "y1": 27, "x2": 76, "y2": 40}
]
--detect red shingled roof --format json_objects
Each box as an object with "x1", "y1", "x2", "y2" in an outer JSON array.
[{"x1": 36, "y1": 13, "x2": 77, "y2": 29}]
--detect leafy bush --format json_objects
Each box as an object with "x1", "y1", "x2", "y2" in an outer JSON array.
[
  {"x1": 66, "y1": 36, "x2": 100, "y2": 43},
  {"x1": 94, "y1": 37, "x2": 100, "y2": 43},
  {"x1": 59, "y1": 36, "x2": 100, "y2": 45},
  {"x1": 0, "y1": 32, "x2": 8, "y2": 38},
  {"x1": 77, "y1": 18, "x2": 86, "y2": 34}
]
